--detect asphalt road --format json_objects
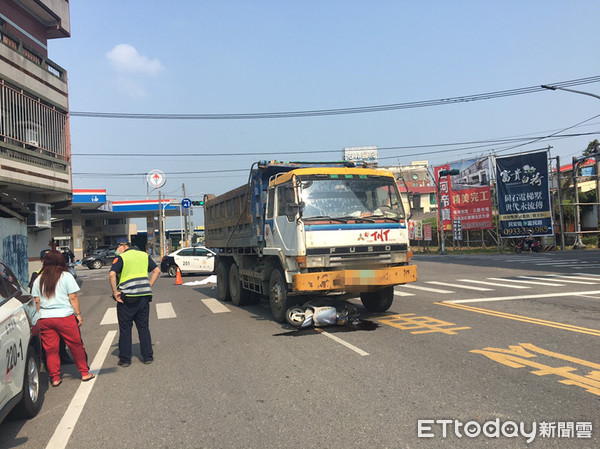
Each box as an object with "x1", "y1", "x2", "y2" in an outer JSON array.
[{"x1": 1, "y1": 250, "x2": 599, "y2": 448}]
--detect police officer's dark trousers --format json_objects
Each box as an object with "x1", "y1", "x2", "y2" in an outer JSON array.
[{"x1": 116, "y1": 296, "x2": 153, "y2": 362}]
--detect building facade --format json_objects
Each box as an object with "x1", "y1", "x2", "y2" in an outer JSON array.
[{"x1": 0, "y1": 0, "x2": 70, "y2": 283}]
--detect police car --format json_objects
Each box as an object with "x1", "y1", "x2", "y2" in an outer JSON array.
[
  {"x1": 161, "y1": 246, "x2": 216, "y2": 277},
  {"x1": 0, "y1": 259, "x2": 43, "y2": 423}
]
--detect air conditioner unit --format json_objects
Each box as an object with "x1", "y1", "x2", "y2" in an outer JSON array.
[
  {"x1": 27, "y1": 203, "x2": 51, "y2": 228},
  {"x1": 25, "y1": 129, "x2": 39, "y2": 147}
]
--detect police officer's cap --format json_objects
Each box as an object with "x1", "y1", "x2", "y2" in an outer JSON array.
[{"x1": 116, "y1": 237, "x2": 130, "y2": 246}]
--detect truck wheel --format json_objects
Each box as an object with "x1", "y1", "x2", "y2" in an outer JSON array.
[
  {"x1": 360, "y1": 286, "x2": 394, "y2": 312},
  {"x1": 269, "y1": 269, "x2": 288, "y2": 322},
  {"x1": 167, "y1": 265, "x2": 178, "y2": 277},
  {"x1": 92, "y1": 260, "x2": 103, "y2": 269},
  {"x1": 229, "y1": 263, "x2": 250, "y2": 306},
  {"x1": 216, "y1": 261, "x2": 231, "y2": 301},
  {"x1": 11, "y1": 350, "x2": 43, "y2": 419}
]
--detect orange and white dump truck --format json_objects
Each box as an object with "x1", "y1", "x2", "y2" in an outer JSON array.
[{"x1": 203, "y1": 160, "x2": 417, "y2": 322}]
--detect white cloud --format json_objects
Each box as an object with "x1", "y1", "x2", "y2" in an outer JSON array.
[{"x1": 106, "y1": 44, "x2": 164, "y2": 76}]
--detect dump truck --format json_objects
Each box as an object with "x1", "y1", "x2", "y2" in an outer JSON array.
[{"x1": 203, "y1": 160, "x2": 417, "y2": 322}]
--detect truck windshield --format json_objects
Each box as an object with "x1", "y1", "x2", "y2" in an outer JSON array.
[{"x1": 299, "y1": 177, "x2": 405, "y2": 220}]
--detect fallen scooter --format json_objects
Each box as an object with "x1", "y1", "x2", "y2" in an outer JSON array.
[{"x1": 285, "y1": 300, "x2": 360, "y2": 328}]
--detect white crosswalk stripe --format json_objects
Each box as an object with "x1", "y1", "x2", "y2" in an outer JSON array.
[
  {"x1": 156, "y1": 302, "x2": 177, "y2": 319},
  {"x1": 399, "y1": 284, "x2": 454, "y2": 294},
  {"x1": 487, "y1": 277, "x2": 564, "y2": 287},
  {"x1": 100, "y1": 302, "x2": 177, "y2": 325},
  {"x1": 457, "y1": 279, "x2": 530, "y2": 289},
  {"x1": 426, "y1": 281, "x2": 493, "y2": 291},
  {"x1": 394, "y1": 290, "x2": 415, "y2": 297},
  {"x1": 519, "y1": 275, "x2": 597, "y2": 285},
  {"x1": 201, "y1": 298, "x2": 231, "y2": 313}
]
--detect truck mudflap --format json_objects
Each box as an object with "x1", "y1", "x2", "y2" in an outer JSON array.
[{"x1": 292, "y1": 265, "x2": 417, "y2": 292}]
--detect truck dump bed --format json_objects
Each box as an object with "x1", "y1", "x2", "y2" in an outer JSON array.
[{"x1": 204, "y1": 183, "x2": 257, "y2": 249}]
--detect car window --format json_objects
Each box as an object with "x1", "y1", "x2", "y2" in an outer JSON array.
[
  {"x1": 0, "y1": 262, "x2": 19, "y2": 301},
  {"x1": 195, "y1": 248, "x2": 208, "y2": 257},
  {"x1": 179, "y1": 249, "x2": 195, "y2": 257}
]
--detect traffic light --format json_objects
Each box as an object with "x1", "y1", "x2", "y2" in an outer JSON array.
[{"x1": 191, "y1": 200, "x2": 204, "y2": 206}]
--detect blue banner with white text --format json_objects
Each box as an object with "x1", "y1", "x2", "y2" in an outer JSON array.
[{"x1": 495, "y1": 151, "x2": 553, "y2": 238}]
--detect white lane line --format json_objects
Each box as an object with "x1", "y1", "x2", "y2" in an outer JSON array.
[
  {"x1": 487, "y1": 277, "x2": 564, "y2": 287},
  {"x1": 458, "y1": 279, "x2": 529, "y2": 289},
  {"x1": 315, "y1": 329, "x2": 369, "y2": 356},
  {"x1": 426, "y1": 281, "x2": 492, "y2": 291},
  {"x1": 201, "y1": 298, "x2": 231, "y2": 313},
  {"x1": 156, "y1": 302, "x2": 177, "y2": 319},
  {"x1": 445, "y1": 290, "x2": 600, "y2": 304},
  {"x1": 100, "y1": 307, "x2": 117, "y2": 325},
  {"x1": 574, "y1": 272, "x2": 600, "y2": 278},
  {"x1": 46, "y1": 330, "x2": 117, "y2": 449},
  {"x1": 399, "y1": 284, "x2": 454, "y2": 294},
  {"x1": 394, "y1": 291, "x2": 415, "y2": 297}
]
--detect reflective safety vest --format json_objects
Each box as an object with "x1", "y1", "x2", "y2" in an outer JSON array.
[{"x1": 118, "y1": 250, "x2": 153, "y2": 297}]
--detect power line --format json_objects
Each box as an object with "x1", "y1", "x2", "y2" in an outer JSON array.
[
  {"x1": 69, "y1": 75, "x2": 600, "y2": 120},
  {"x1": 72, "y1": 131, "x2": 600, "y2": 160}
]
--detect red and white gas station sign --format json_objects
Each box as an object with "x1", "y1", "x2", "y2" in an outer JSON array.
[{"x1": 147, "y1": 169, "x2": 166, "y2": 189}]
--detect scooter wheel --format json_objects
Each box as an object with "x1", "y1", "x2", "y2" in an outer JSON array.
[
  {"x1": 285, "y1": 307, "x2": 306, "y2": 328},
  {"x1": 515, "y1": 247, "x2": 522, "y2": 254}
]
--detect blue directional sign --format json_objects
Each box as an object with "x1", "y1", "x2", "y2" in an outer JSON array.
[{"x1": 181, "y1": 198, "x2": 192, "y2": 209}]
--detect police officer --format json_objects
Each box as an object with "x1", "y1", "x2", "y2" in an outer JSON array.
[{"x1": 109, "y1": 238, "x2": 160, "y2": 367}]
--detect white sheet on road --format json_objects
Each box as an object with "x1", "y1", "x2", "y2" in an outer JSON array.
[{"x1": 183, "y1": 275, "x2": 217, "y2": 286}]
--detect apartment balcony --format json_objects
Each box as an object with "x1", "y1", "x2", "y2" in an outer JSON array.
[{"x1": 0, "y1": 28, "x2": 70, "y2": 204}]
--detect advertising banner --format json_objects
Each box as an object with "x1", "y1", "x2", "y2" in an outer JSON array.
[
  {"x1": 408, "y1": 220, "x2": 415, "y2": 240},
  {"x1": 424, "y1": 223, "x2": 432, "y2": 241},
  {"x1": 414, "y1": 221, "x2": 423, "y2": 240},
  {"x1": 495, "y1": 150, "x2": 553, "y2": 238},
  {"x1": 434, "y1": 157, "x2": 493, "y2": 232}
]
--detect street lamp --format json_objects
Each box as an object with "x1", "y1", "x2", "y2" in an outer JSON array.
[
  {"x1": 541, "y1": 85, "x2": 600, "y2": 101},
  {"x1": 542, "y1": 84, "x2": 600, "y2": 248},
  {"x1": 436, "y1": 168, "x2": 460, "y2": 255}
]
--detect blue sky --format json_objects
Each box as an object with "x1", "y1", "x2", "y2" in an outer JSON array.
[{"x1": 50, "y1": 1, "x2": 600, "y2": 227}]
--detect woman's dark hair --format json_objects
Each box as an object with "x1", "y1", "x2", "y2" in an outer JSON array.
[{"x1": 39, "y1": 250, "x2": 69, "y2": 298}]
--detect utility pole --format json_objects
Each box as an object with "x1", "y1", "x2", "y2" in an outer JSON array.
[
  {"x1": 572, "y1": 157, "x2": 586, "y2": 249},
  {"x1": 182, "y1": 183, "x2": 189, "y2": 246},
  {"x1": 158, "y1": 190, "x2": 165, "y2": 258},
  {"x1": 555, "y1": 155, "x2": 566, "y2": 250},
  {"x1": 542, "y1": 84, "x2": 600, "y2": 248}
]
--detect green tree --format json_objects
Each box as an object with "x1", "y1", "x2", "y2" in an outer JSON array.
[{"x1": 583, "y1": 139, "x2": 600, "y2": 156}]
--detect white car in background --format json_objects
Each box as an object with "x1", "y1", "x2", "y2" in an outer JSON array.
[
  {"x1": 161, "y1": 246, "x2": 216, "y2": 277},
  {"x1": 0, "y1": 259, "x2": 44, "y2": 423}
]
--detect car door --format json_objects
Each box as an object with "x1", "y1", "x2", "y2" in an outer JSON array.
[
  {"x1": 0, "y1": 263, "x2": 30, "y2": 411},
  {"x1": 174, "y1": 248, "x2": 196, "y2": 274},
  {"x1": 194, "y1": 247, "x2": 215, "y2": 273}
]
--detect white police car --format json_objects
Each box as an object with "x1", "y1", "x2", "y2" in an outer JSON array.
[
  {"x1": 0, "y1": 259, "x2": 43, "y2": 423},
  {"x1": 161, "y1": 246, "x2": 216, "y2": 277}
]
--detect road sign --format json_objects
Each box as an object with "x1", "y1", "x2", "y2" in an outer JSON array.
[{"x1": 181, "y1": 198, "x2": 192, "y2": 209}]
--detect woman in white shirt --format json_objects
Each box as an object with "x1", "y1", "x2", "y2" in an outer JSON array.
[{"x1": 32, "y1": 250, "x2": 95, "y2": 386}]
